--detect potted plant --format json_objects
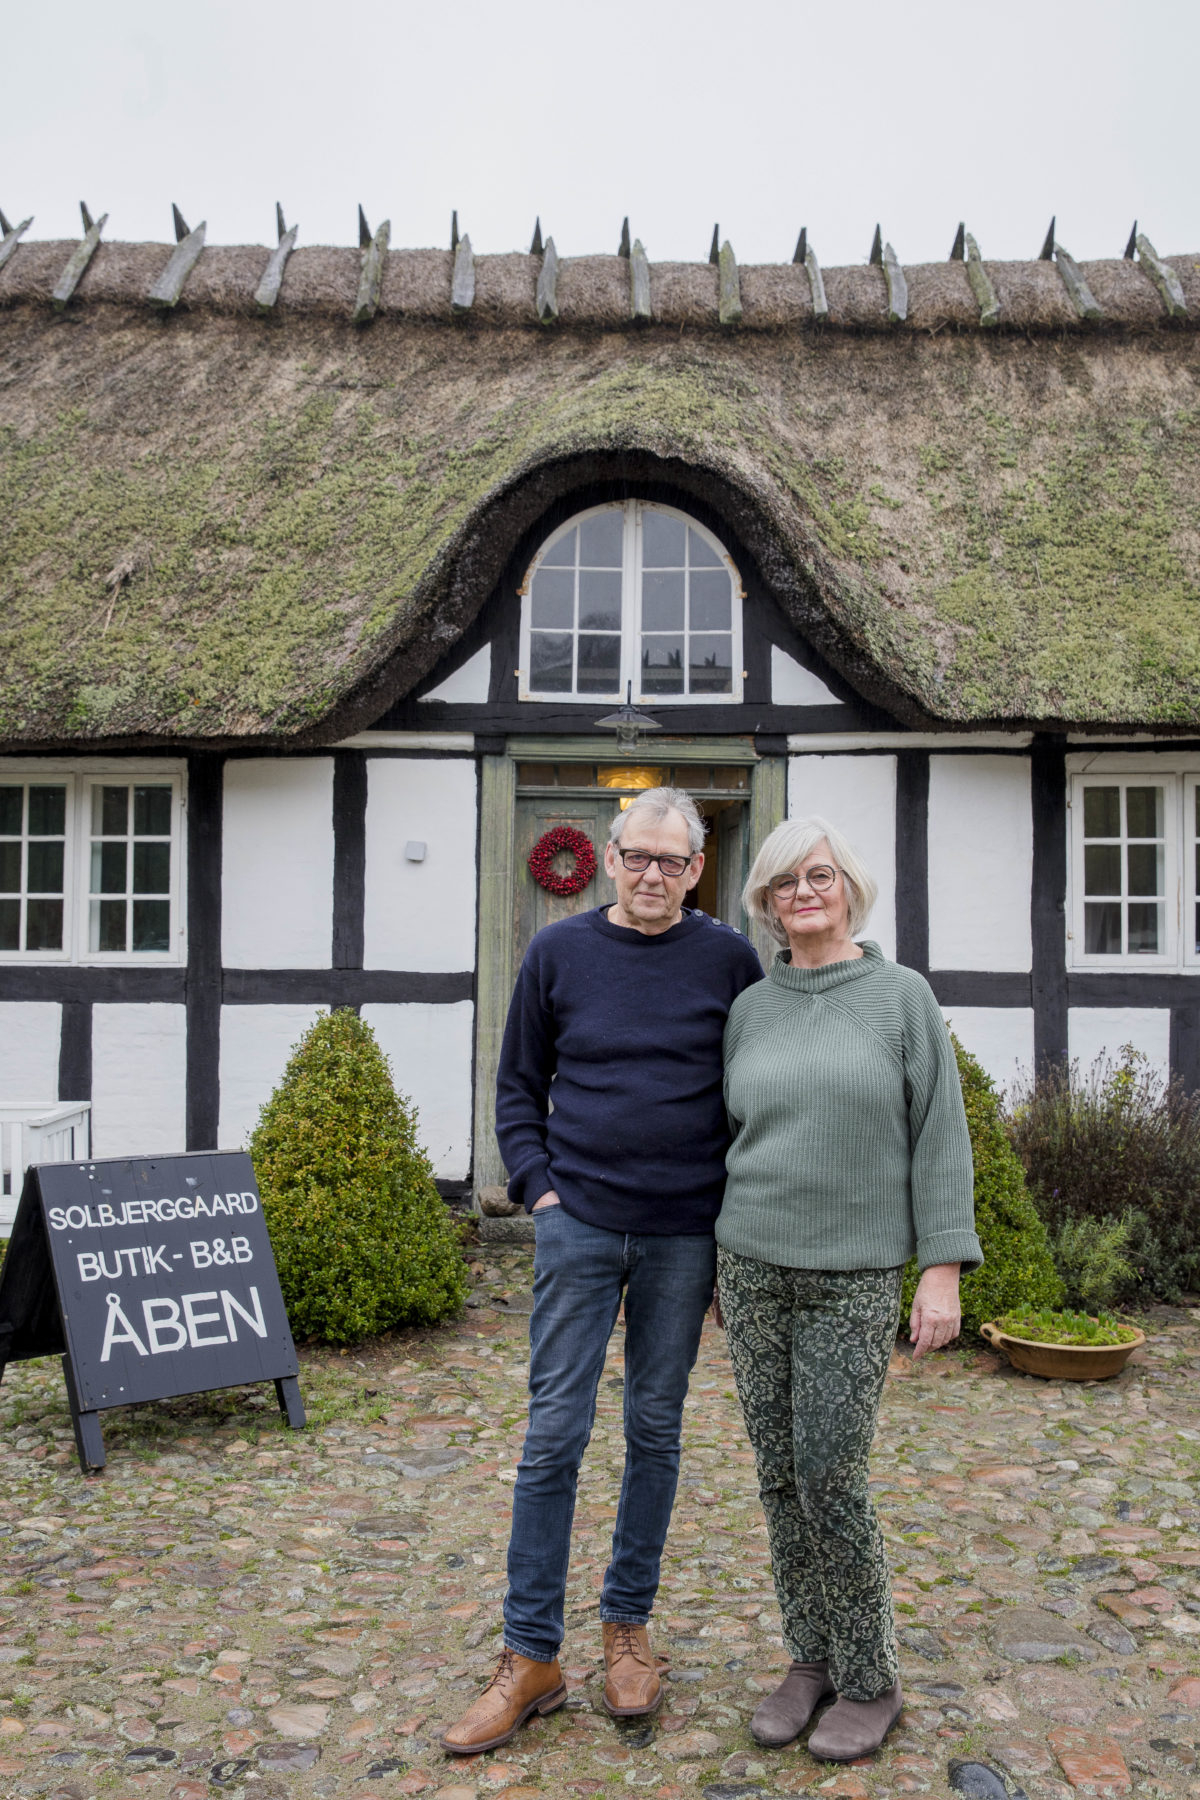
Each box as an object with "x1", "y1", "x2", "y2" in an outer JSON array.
[{"x1": 980, "y1": 1306, "x2": 1145, "y2": 1380}]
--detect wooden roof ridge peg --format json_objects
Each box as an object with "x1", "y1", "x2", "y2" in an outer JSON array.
[
  {"x1": 1039, "y1": 216, "x2": 1056, "y2": 260},
  {"x1": 52, "y1": 201, "x2": 109, "y2": 310},
  {"x1": 964, "y1": 231, "x2": 1000, "y2": 327},
  {"x1": 352, "y1": 211, "x2": 389, "y2": 325},
  {"x1": 1054, "y1": 241, "x2": 1102, "y2": 321},
  {"x1": 530, "y1": 217, "x2": 543, "y2": 257},
  {"x1": 536, "y1": 236, "x2": 559, "y2": 324},
  {"x1": 869, "y1": 224, "x2": 883, "y2": 266},
  {"x1": 1124, "y1": 220, "x2": 1138, "y2": 260},
  {"x1": 949, "y1": 222, "x2": 965, "y2": 261},
  {"x1": 793, "y1": 227, "x2": 807, "y2": 265},
  {"x1": 803, "y1": 237, "x2": 828, "y2": 322},
  {"x1": 709, "y1": 223, "x2": 720, "y2": 266},
  {"x1": 0, "y1": 208, "x2": 33, "y2": 276},
  {"x1": 149, "y1": 207, "x2": 207, "y2": 309},
  {"x1": 451, "y1": 231, "x2": 475, "y2": 316},
  {"x1": 882, "y1": 240, "x2": 908, "y2": 323},
  {"x1": 618, "y1": 217, "x2": 631, "y2": 258},
  {"x1": 450, "y1": 210, "x2": 459, "y2": 254},
  {"x1": 717, "y1": 239, "x2": 742, "y2": 328},
  {"x1": 630, "y1": 237, "x2": 652, "y2": 322},
  {"x1": 255, "y1": 203, "x2": 299, "y2": 312},
  {"x1": 1134, "y1": 230, "x2": 1188, "y2": 317}
]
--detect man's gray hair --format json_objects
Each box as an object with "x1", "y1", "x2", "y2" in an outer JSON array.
[{"x1": 609, "y1": 787, "x2": 706, "y2": 856}]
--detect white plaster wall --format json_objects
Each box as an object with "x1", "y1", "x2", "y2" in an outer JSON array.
[
  {"x1": 92, "y1": 1004, "x2": 187, "y2": 1157},
  {"x1": 928, "y1": 756, "x2": 1032, "y2": 971},
  {"x1": 0, "y1": 1003, "x2": 61, "y2": 1101},
  {"x1": 362, "y1": 1001, "x2": 473, "y2": 1181},
  {"x1": 1068, "y1": 1008, "x2": 1172, "y2": 1084},
  {"x1": 788, "y1": 755, "x2": 897, "y2": 959},
  {"x1": 363, "y1": 760, "x2": 477, "y2": 971},
  {"x1": 940, "y1": 1006, "x2": 1035, "y2": 1098},
  {"x1": 419, "y1": 644, "x2": 491, "y2": 704},
  {"x1": 771, "y1": 646, "x2": 840, "y2": 707},
  {"x1": 218, "y1": 1004, "x2": 326, "y2": 1149},
  {"x1": 222, "y1": 759, "x2": 335, "y2": 968}
]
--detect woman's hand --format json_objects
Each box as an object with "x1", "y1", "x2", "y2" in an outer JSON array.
[
  {"x1": 710, "y1": 1284, "x2": 724, "y2": 1330},
  {"x1": 909, "y1": 1262, "x2": 961, "y2": 1359}
]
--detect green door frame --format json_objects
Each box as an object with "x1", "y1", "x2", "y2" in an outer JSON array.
[{"x1": 471, "y1": 738, "x2": 786, "y2": 1196}]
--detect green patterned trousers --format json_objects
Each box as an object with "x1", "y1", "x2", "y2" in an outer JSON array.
[{"x1": 717, "y1": 1250, "x2": 902, "y2": 1701}]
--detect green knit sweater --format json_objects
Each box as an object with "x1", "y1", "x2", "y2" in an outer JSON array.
[{"x1": 716, "y1": 942, "x2": 982, "y2": 1274}]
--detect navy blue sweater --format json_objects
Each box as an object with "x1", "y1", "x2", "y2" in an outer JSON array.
[{"x1": 495, "y1": 906, "x2": 763, "y2": 1234}]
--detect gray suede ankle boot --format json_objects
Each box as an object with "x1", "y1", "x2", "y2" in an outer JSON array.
[
  {"x1": 748, "y1": 1660, "x2": 835, "y2": 1746},
  {"x1": 807, "y1": 1680, "x2": 904, "y2": 1760}
]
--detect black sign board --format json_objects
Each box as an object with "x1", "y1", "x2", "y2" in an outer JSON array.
[{"x1": 0, "y1": 1150, "x2": 305, "y2": 1473}]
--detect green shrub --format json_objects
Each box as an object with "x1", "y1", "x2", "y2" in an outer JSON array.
[
  {"x1": 250, "y1": 1009, "x2": 467, "y2": 1344},
  {"x1": 1007, "y1": 1048, "x2": 1200, "y2": 1304},
  {"x1": 901, "y1": 1036, "x2": 1063, "y2": 1337},
  {"x1": 1047, "y1": 1212, "x2": 1137, "y2": 1312}
]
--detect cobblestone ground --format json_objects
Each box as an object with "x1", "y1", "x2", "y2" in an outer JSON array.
[{"x1": 0, "y1": 1246, "x2": 1198, "y2": 1800}]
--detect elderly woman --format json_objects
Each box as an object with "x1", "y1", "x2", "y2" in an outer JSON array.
[{"x1": 716, "y1": 817, "x2": 981, "y2": 1762}]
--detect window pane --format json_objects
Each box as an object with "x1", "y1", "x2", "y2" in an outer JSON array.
[
  {"x1": 1126, "y1": 842, "x2": 1163, "y2": 898},
  {"x1": 688, "y1": 527, "x2": 721, "y2": 568},
  {"x1": 530, "y1": 569, "x2": 574, "y2": 630},
  {"x1": 133, "y1": 786, "x2": 172, "y2": 836},
  {"x1": 641, "y1": 635, "x2": 685, "y2": 695},
  {"x1": 1084, "y1": 902, "x2": 1121, "y2": 954},
  {"x1": 578, "y1": 570, "x2": 622, "y2": 631},
  {"x1": 541, "y1": 527, "x2": 577, "y2": 568},
  {"x1": 576, "y1": 634, "x2": 621, "y2": 694},
  {"x1": 133, "y1": 841, "x2": 171, "y2": 894},
  {"x1": 688, "y1": 633, "x2": 734, "y2": 694},
  {"x1": 27, "y1": 786, "x2": 65, "y2": 836},
  {"x1": 578, "y1": 510, "x2": 624, "y2": 567},
  {"x1": 529, "y1": 632, "x2": 573, "y2": 693},
  {"x1": 642, "y1": 570, "x2": 685, "y2": 632},
  {"x1": 0, "y1": 788, "x2": 22, "y2": 835},
  {"x1": 642, "y1": 512, "x2": 686, "y2": 567},
  {"x1": 1083, "y1": 787, "x2": 1120, "y2": 838},
  {"x1": 91, "y1": 898, "x2": 127, "y2": 953},
  {"x1": 1127, "y1": 902, "x2": 1161, "y2": 954},
  {"x1": 133, "y1": 900, "x2": 170, "y2": 952},
  {"x1": 1125, "y1": 786, "x2": 1162, "y2": 838},
  {"x1": 94, "y1": 785, "x2": 128, "y2": 835},
  {"x1": 0, "y1": 842, "x2": 19, "y2": 893},
  {"x1": 26, "y1": 899, "x2": 63, "y2": 953},
  {"x1": 27, "y1": 840, "x2": 63, "y2": 894},
  {"x1": 0, "y1": 898, "x2": 18, "y2": 950},
  {"x1": 1083, "y1": 843, "x2": 1120, "y2": 896},
  {"x1": 689, "y1": 569, "x2": 732, "y2": 631},
  {"x1": 92, "y1": 840, "x2": 127, "y2": 895}
]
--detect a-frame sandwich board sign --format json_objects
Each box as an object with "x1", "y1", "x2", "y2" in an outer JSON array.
[{"x1": 0, "y1": 1150, "x2": 304, "y2": 1473}]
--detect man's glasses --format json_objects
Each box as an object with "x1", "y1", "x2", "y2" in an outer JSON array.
[
  {"x1": 617, "y1": 849, "x2": 695, "y2": 878},
  {"x1": 768, "y1": 864, "x2": 838, "y2": 897}
]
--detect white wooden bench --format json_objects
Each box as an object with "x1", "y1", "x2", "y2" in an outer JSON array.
[{"x1": 0, "y1": 1103, "x2": 91, "y2": 1235}]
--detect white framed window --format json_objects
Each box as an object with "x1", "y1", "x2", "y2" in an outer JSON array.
[
  {"x1": 0, "y1": 763, "x2": 186, "y2": 964},
  {"x1": 518, "y1": 501, "x2": 744, "y2": 705},
  {"x1": 1066, "y1": 756, "x2": 1200, "y2": 971}
]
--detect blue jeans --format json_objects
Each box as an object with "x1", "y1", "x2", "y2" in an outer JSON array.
[{"x1": 503, "y1": 1203, "x2": 716, "y2": 1663}]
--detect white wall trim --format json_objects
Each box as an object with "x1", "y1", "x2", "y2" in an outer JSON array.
[
  {"x1": 787, "y1": 732, "x2": 1033, "y2": 752},
  {"x1": 333, "y1": 732, "x2": 476, "y2": 752}
]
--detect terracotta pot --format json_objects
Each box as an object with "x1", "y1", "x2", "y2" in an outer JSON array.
[{"x1": 979, "y1": 1320, "x2": 1145, "y2": 1381}]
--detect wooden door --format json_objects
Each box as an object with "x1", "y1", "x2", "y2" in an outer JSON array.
[{"x1": 513, "y1": 795, "x2": 617, "y2": 969}]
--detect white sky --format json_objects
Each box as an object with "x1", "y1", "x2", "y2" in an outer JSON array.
[{"x1": 6, "y1": 0, "x2": 1196, "y2": 267}]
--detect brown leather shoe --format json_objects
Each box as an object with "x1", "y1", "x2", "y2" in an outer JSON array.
[
  {"x1": 440, "y1": 1646, "x2": 566, "y2": 1754},
  {"x1": 807, "y1": 1680, "x2": 904, "y2": 1761},
  {"x1": 602, "y1": 1621, "x2": 663, "y2": 1718}
]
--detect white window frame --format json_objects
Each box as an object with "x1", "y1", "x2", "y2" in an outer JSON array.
[
  {"x1": 1066, "y1": 753, "x2": 1200, "y2": 972},
  {"x1": 517, "y1": 500, "x2": 745, "y2": 706},
  {"x1": 0, "y1": 761, "x2": 187, "y2": 966}
]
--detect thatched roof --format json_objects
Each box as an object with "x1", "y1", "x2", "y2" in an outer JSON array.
[{"x1": 2, "y1": 233, "x2": 1199, "y2": 746}]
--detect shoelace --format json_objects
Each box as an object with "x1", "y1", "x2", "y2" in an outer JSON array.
[
  {"x1": 609, "y1": 1624, "x2": 650, "y2": 1666},
  {"x1": 481, "y1": 1647, "x2": 518, "y2": 1694}
]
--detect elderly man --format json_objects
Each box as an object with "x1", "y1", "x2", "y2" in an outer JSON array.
[{"x1": 443, "y1": 787, "x2": 762, "y2": 1754}]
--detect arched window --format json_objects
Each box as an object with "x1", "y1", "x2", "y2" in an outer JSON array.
[{"x1": 518, "y1": 501, "x2": 743, "y2": 704}]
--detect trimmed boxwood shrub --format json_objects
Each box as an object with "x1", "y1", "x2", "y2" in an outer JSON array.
[
  {"x1": 901, "y1": 1036, "x2": 1063, "y2": 1337},
  {"x1": 250, "y1": 1009, "x2": 467, "y2": 1344}
]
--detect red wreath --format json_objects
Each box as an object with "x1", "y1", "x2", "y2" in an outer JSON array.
[{"x1": 528, "y1": 825, "x2": 597, "y2": 897}]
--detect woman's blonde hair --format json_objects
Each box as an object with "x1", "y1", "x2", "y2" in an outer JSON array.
[{"x1": 743, "y1": 815, "x2": 878, "y2": 945}]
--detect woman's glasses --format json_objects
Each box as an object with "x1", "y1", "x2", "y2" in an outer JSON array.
[{"x1": 768, "y1": 864, "x2": 838, "y2": 898}]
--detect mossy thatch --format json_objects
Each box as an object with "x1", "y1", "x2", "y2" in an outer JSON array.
[{"x1": 1, "y1": 263, "x2": 1199, "y2": 746}]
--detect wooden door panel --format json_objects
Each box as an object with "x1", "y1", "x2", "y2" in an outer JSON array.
[{"x1": 513, "y1": 798, "x2": 617, "y2": 967}]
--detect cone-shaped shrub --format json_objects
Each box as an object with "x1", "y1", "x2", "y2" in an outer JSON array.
[
  {"x1": 250, "y1": 1009, "x2": 467, "y2": 1344},
  {"x1": 901, "y1": 1036, "x2": 1063, "y2": 1337}
]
